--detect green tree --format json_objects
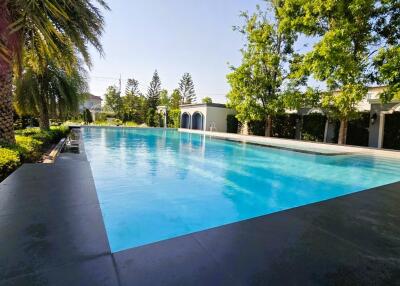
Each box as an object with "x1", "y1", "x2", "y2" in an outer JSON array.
[
  {"x1": 374, "y1": 46, "x2": 400, "y2": 102},
  {"x1": 14, "y1": 60, "x2": 88, "y2": 130},
  {"x1": 227, "y1": 1, "x2": 296, "y2": 137},
  {"x1": 122, "y1": 78, "x2": 145, "y2": 122},
  {"x1": 170, "y1": 89, "x2": 182, "y2": 109},
  {"x1": 146, "y1": 70, "x2": 162, "y2": 126},
  {"x1": 125, "y1": 78, "x2": 140, "y2": 95},
  {"x1": 83, "y1": 108, "x2": 93, "y2": 124},
  {"x1": 371, "y1": 2, "x2": 400, "y2": 102},
  {"x1": 104, "y1": 86, "x2": 123, "y2": 118},
  {"x1": 202, "y1": 97, "x2": 212, "y2": 104},
  {"x1": 279, "y1": 0, "x2": 383, "y2": 144},
  {"x1": 179, "y1": 73, "x2": 196, "y2": 104},
  {"x1": 0, "y1": 0, "x2": 108, "y2": 144},
  {"x1": 159, "y1": 89, "x2": 169, "y2": 106}
]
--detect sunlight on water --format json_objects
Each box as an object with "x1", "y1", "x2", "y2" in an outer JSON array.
[{"x1": 82, "y1": 128, "x2": 400, "y2": 252}]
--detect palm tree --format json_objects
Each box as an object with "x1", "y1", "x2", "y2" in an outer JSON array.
[
  {"x1": 14, "y1": 60, "x2": 88, "y2": 130},
  {"x1": 0, "y1": 0, "x2": 108, "y2": 143}
]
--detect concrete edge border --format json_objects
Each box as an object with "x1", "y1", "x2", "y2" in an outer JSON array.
[{"x1": 178, "y1": 128, "x2": 400, "y2": 158}]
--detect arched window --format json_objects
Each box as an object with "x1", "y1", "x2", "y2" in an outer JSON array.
[
  {"x1": 181, "y1": 112, "x2": 191, "y2": 128},
  {"x1": 192, "y1": 112, "x2": 204, "y2": 130}
]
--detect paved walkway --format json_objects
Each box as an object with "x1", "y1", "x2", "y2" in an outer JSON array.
[{"x1": 1, "y1": 150, "x2": 400, "y2": 285}]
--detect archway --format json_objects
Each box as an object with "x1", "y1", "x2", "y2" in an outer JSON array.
[
  {"x1": 192, "y1": 112, "x2": 204, "y2": 130},
  {"x1": 382, "y1": 104, "x2": 400, "y2": 149},
  {"x1": 181, "y1": 112, "x2": 191, "y2": 129}
]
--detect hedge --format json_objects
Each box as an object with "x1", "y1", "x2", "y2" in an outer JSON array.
[
  {"x1": 227, "y1": 114, "x2": 239, "y2": 133},
  {"x1": 347, "y1": 112, "x2": 370, "y2": 146},
  {"x1": 302, "y1": 113, "x2": 327, "y2": 142},
  {"x1": 0, "y1": 126, "x2": 69, "y2": 181},
  {"x1": 0, "y1": 148, "x2": 20, "y2": 181},
  {"x1": 383, "y1": 112, "x2": 400, "y2": 150},
  {"x1": 272, "y1": 114, "x2": 299, "y2": 139}
]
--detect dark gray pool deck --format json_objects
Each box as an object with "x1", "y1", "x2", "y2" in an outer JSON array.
[{"x1": 1, "y1": 146, "x2": 400, "y2": 285}]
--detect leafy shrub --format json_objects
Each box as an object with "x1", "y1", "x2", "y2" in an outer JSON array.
[
  {"x1": 0, "y1": 126, "x2": 70, "y2": 180},
  {"x1": 248, "y1": 120, "x2": 265, "y2": 136},
  {"x1": 383, "y1": 112, "x2": 400, "y2": 150},
  {"x1": 123, "y1": 121, "x2": 138, "y2": 127},
  {"x1": 0, "y1": 148, "x2": 20, "y2": 181},
  {"x1": 272, "y1": 114, "x2": 299, "y2": 139},
  {"x1": 347, "y1": 112, "x2": 370, "y2": 146},
  {"x1": 302, "y1": 113, "x2": 326, "y2": 142},
  {"x1": 227, "y1": 114, "x2": 239, "y2": 133},
  {"x1": 14, "y1": 135, "x2": 44, "y2": 162},
  {"x1": 168, "y1": 109, "x2": 181, "y2": 128}
]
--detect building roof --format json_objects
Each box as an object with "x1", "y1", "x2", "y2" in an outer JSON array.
[
  {"x1": 89, "y1": 94, "x2": 103, "y2": 101},
  {"x1": 180, "y1": 103, "x2": 227, "y2": 108}
]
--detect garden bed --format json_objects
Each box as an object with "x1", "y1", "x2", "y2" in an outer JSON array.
[{"x1": 0, "y1": 126, "x2": 69, "y2": 181}]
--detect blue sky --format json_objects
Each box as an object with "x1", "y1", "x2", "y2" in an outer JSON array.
[{"x1": 88, "y1": 0, "x2": 263, "y2": 103}]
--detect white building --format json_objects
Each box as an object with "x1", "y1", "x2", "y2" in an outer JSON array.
[
  {"x1": 80, "y1": 94, "x2": 102, "y2": 112},
  {"x1": 179, "y1": 103, "x2": 236, "y2": 132},
  {"x1": 79, "y1": 94, "x2": 102, "y2": 121}
]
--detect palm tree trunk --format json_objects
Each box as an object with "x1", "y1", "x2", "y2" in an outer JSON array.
[
  {"x1": 338, "y1": 118, "x2": 348, "y2": 145},
  {"x1": 0, "y1": 62, "x2": 15, "y2": 144},
  {"x1": 38, "y1": 94, "x2": 50, "y2": 131},
  {"x1": 0, "y1": 3, "x2": 15, "y2": 144},
  {"x1": 265, "y1": 115, "x2": 272, "y2": 137}
]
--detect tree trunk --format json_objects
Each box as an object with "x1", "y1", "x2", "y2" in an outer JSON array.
[
  {"x1": 338, "y1": 118, "x2": 348, "y2": 145},
  {"x1": 0, "y1": 63, "x2": 15, "y2": 144},
  {"x1": 0, "y1": 4, "x2": 15, "y2": 144},
  {"x1": 265, "y1": 115, "x2": 272, "y2": 137},
  {"x1": 38, "y1": 95, "x2": 50, "y2": 131}
]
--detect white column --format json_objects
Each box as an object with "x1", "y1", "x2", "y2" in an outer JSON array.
[
  {"x1": 378, "y1": 113, "x2": 385, "y2": 148},
  {"x1": 323, "y1": 119, "x2": 329, "y2": 142}
]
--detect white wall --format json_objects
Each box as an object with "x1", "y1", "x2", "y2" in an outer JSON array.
[
  {"x1": 180, "y1": 105, "x2": 236, "y2": 132},
  {"x1": 204, "y1": 106, "x2": 235, "y2": 132}
]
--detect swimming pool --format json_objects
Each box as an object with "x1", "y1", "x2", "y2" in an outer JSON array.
[{"x1": 82, "y1": 127, "x2": 400, "y2": 252}]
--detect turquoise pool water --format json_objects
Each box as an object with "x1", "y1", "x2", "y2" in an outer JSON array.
[{"x1": 82, "y1": 127, "x2": 400, "y2": 252}]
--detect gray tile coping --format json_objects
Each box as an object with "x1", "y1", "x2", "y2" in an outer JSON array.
[{"x1": 1, "y1": 128, "x2": 399, "y2": 285}]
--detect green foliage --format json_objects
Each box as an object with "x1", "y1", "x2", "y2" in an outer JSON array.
[
  {"x1": 146, "y1": 71, "x2": 162, "y2": 126},
  {"x1": 272, "y1": 114, "x2": 298, "y2": 139},
  {"x1": 227, "y1": 114, "x2": 239, "y2": 133},
  {"x1": 0, "y1": 149, "x2": 20, "y2": 181},
  {"x1": 179, "y1": 73, "x2": 196, "y2": 104},
  {"x1": 147, "y1": 70, "x2": 162, "y2": 109},
  {"x1": 227, "y1": 2, "x2": 296, "y2": 136},
  {"x1": 159, "y1": 90, "x2": 169, "y2": 106},
  {"x1": 146, "y1": 108, "x2": 157, "y2": 127},
  {"x1": 383, "y1": 112, "x2": 400, "y2": 150},
  {"x1": 5, "y1": 0, "x2": 109, "y2": 72},
  {"x1": 247, "y1": 121, "x2": 266, "y2": 136},
  {"x1": 202, "y1": 97, "x2": 212, "y2": 104},
  {"x1": 122, "y1": 77, "x2": 146, "y2": 123},
  {"x1": 104, "y1": 85, "x2": 123, "y2": 118},
  {"x1": 14, "y1": 60, "x2": 88, "y2": 130},
  {"x1": 83, "y1": 109, "x2": 93, "y2": 124},
  {"x1": 373, "y1": 46, "x2": 400, "y2": 102},
  {"x1": 278, "y1": 0, "x2": 400, "y2": 144},
  {"x1": 302, "y1": 113, "x2": 326, "y2": 142},
  {"x1": 169, "y1": 89, "x2": 182, "y2": 109},
  {"x1": 168, "y1": 109, "x2": 181, "y2": 128},
  {"x1": 347, "y1": 112, "x2": 370, "y2": 146},
  {"x1": 1, "y1": 126, "x2": 69, "y2": 167}
]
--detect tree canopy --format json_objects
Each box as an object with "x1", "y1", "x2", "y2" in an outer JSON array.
[
  {"x1": 227, "y1": 1, "x2": 297, "y2": 136},
  {"x1": 179, "y1": 73, "x2": 196, "y2": 104},
  {"x1": 279, "y1": 0, "x2": 400, "y2": 144},
  {"x1": 0, "y1": 0, "x2": 108, "y2": 143}
]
